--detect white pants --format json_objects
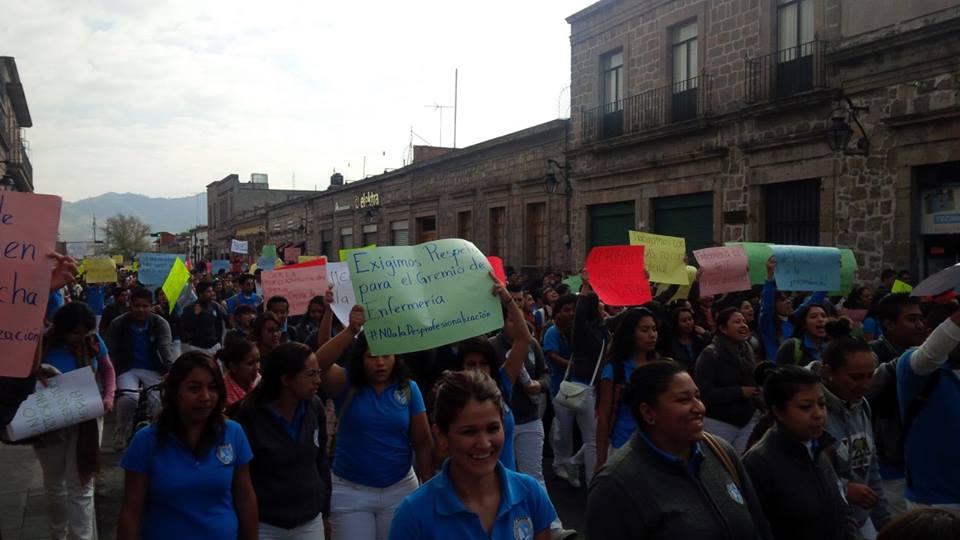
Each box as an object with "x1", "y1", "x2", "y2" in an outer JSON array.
[
  {"x1": 883, "y1": 478, "x2": 907, "y2": 517},
  {"x1": 33, "y1": 425, "x2": 96, "y2": 540},
  {"x1": 906, "y1": 500, "x2": 960, "y2": 511},
  {"x1": 115, "y1": 369, "x2": 163, "y2": 438},
  {"x1": 181, "y1": 343, "x2": 221, "y2": 356},
  {"x1": 259, "y1": 513, "x2": 326, "y2": 540},
  {"x1": 703, "y1": 414, "x2": 758, "y2": 455},
  {"x1": 515, "y1": 420, "x2": 564, "y2": 530},
  {"x1": 551, "y1": 390, "x2": 598, "y2": 483},
  {"x1": 329, "y1": 468, "x2": 419, "y2": 540}
]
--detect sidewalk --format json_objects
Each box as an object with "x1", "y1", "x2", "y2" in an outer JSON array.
[{"x1": 0, "y1": 418, "x2": 123, "y2": 540}]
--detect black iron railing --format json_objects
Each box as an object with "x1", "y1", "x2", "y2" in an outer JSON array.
[
  {"x1": 581, "y1": 72, "x2": 712, "y2": 143},
  {"x1": 746, "y1": 40, "x2": 827, "y2": 103},
  {"x1": 10, "y1": 137, "x2": 32, "y2": 183}
]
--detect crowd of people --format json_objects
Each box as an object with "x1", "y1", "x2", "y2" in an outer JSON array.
[{"x1": 3, "y1": 253, "x2": 960, "y2": 540}]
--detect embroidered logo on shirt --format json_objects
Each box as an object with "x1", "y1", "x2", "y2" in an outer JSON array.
[
  {"x1": 726, "y1": 482, "x2": 744, "y2": 505},
  {"x1": 392, "y1": 388, "x2": 408, "y2": 407},
  {"x1": 513, "y1": 516, "x2": 533, "y2": 540},
  {"x1": 216, "y1": 443, "x2": 235, "y2": 465}
]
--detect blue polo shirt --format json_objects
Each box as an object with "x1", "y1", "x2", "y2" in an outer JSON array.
[
  {"x1": 42, "y1": 333, "x2": 108, "y2": 374},
  {"x1": 332, "y1": 378, "x2": 426, "y2": 488},
  {"x1": 388, "y1": 460, "x2": 556, "y2": 540},
  {"x1": 637, "y1": 429, "x2": 705, "y2": 477},
  {"x1": 600, "y1": 359, "x2": 640, "y2": 449},
  {"x1": 86, "y1": 285, "x2": 106, "y2": 315},
  {"x1": 120, "y1": 420, "x2": 254, "y2": 540},
  {"x1": 129, "y1": 321, "x2": 153, "y2": 371},
  {"x1": 226, "y1": 292, "x2": 261, "y2": 315},
  {"x1": 498, "y1": 368, "x2": 516, "y2": 471},
  {"x1": 542, "y1": 325, "x2": 571, "y2": 395},
  {"x1": 266, "y1": 401, "x2": 306, "y2": 440}
]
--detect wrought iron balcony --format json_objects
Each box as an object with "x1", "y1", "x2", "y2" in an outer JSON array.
[
  {"x1": 580, "y1": 72, "x2": 712, "y2": 143},
  {"x1": 746, "y1": 40, "x2": 827, "y2": 103}
]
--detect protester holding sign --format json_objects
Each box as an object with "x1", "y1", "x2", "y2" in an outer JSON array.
[
  {"x1": 118, "y1": 352, "x2": 258, "y2": 540},
  {"x1": 658, "y1": 305, "x2": 708, "y2": 373},
  {"x1": 759, "y1": 257, "x2": 827, "y2": 360},
  {"x1": 694, "y1": 307, "x2": 761, "y2": 454},
  {"x1": 313, "y1": 305, "x2": 433, "y2": 540},
  {"x1": 300, "y1": 293, "x2": 344, "y2": 351},
  {"x1": 35, "y1": 302, "x2": 116, "y2": 540},
  {"x1": 842, "y1": 286, "x2": 879, "y2": 341},
  {"x1": 774, "y1": 301, "x2": 830, "y2": 366}
]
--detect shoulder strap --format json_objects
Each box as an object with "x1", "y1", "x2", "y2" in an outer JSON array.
[
  {"x1": 902, "y1": 369, "x2": 943, "y2": 442},
  {"x1": 793, "y1": 338, "x2": 803, "y2": 365},
  {"x1": 702, "y1": 432, "x2": 741, "y2": 489},
  {"x1": 587, "y1": 340, "x2": 606, "y2": 387}
]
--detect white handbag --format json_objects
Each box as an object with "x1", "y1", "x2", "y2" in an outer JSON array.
[{"x1": 553, "y1": 341, "x2": 605, "y2": 413}]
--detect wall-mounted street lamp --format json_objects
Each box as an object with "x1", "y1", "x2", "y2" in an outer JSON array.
[
  {"x1": 0, "y1": 161, "x2": 16, "y2": 192},
  {"x1": 826, "y1": 96, "x2": 870, "y2": 156},
  {"x1": 544, "y1": 158, "x2": 573, "y2": 248}
]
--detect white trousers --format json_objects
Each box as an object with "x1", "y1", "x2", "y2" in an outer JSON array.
[
  {"x1": 259, "y1": 513, "x2": 326, "y2": 540},
  {"x1": 115, "y1": 369, "x2": 163, "y2": 437},
  {"x1": 329, "y1": 468, "x2": 418, "y2": 540},
  {"x1": 515, "y1": 420, "x2": 564, "y2": 530},
  {"x1": 551, "y1": 390, "x2": 598, "y2": 483},
  {"x1": 33, "y1": 425, "x2": 96, "y2": 540},
  {"x1": 882, "y1": 478, "x2": 907, "y2": 517},
  {"x1": 703, "y1": 414, "x2": 759, "y2": 455},
  {"x1": 181, "y1": 343, "x2": 221, "y2": 356}
]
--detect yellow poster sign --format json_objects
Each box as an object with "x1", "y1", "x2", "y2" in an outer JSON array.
[
  {"x1": 83, "y1": 258, "x2": 118, "y2": 284},
  {"x1": 628, "y1": 231, "x2": 688, "y2": 285}
]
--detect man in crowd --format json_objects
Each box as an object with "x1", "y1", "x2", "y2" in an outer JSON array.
[
  {"x1": 265, "y1": 295, "x2": 297, "y2": 343},
  {"x1": 226, "y1": 273, "x2": 261, "y2": 325},
  {"x1": 180, "y1": 281, "x2": 225, "y2": 355},
  {"x1": 542, "y1": 293, "x2": 580, "y2": 487},
  {"x1": 99, "y1": 286, "x2": 130, "y2": 334},
  {"x1": 105, "y1": 287, "x2": 174, "y2": 451}
]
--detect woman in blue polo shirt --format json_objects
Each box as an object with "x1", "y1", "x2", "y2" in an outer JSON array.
[
  {"x1": 389, "y1": 369, "x2": 557, "y2": 540},
  {"x1": 118, "y1": 352, "x2": 258, "y2": 540},
  {"x1": 314, "y1": 305, "x2": 434, "y2": 540}
]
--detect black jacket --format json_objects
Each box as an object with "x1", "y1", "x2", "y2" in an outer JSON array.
[
  {"x1": 586, "y1": 432, "x2": 773, "y2": 540},
  {"x1": 571, "y1": 292, "x2": 609, "y2": 384},
  {"x1": 694, "y1": 335, "x2": 758, "y2": 427},
  {"x1": 232, "y1": 396, "x2": 331, "y2": 528},
  {"x1": 743, "y1": 425, "x2": 863, "y2": 540},
  {"x1": 489, "y1": 332, "x2": 550, "y2": 425},
  {"x1": 105, "y1": 312, "x2": 174, "y2": 374},
  {"x1": 867, "y1": 336, "x2": 906, "y2": 469},
  {"x1": 180, "y1": 300, "x2": 225, "y2": 348},
  {"x1": 666, "y1": 334, "x2": 708, "y2": 373}
]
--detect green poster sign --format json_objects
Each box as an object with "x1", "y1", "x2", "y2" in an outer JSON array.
[
  {"x1": 346, "y1": 239, "x2": 505, "y2": 355},
  {"x1": 829, "y1": 248, "x2": 858, "y2": 296},
  {"x1": 726, "y1": 242, "x2": 774, "y2": 285}
]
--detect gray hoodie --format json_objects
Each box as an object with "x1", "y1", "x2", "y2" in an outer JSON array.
[{"x1": 822, "y1": 384, "x2": 893, "y2": 530}]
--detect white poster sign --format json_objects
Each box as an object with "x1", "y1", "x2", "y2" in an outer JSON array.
[
  {"x1": 231, "y1": 239, "x2": 249, "y2": 254},
  {"x1": 327, "y1": 262, "x2": 356, "y2": 327},
  {"x1": 5, "y1": 367, "x2": 105, "y2": 442}
]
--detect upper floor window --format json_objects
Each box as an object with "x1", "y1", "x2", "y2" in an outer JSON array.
[
  {"x1": 672, "y1": 21, "x2": 698, "y2": 88},
  {"x1": 778, "y1": 0, "x2": 813, "y2": 54},
  {"x1": 601, "y1": 50, "x2": 624, "y2": 108}
]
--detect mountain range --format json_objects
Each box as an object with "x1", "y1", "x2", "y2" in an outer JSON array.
[{"x1": 58, "y1": 192, "x2": 208, "y2": 242}]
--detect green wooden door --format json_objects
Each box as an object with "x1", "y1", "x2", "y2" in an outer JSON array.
[
  {"x1": 652, "y1": 192, "x2": 714, "y2": 256},
  {"x1": 589, "y1": 201, "x2": 635, "y2": 249}
]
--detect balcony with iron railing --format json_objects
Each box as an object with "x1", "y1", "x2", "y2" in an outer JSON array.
[
  {"x1": 746, "y1": 40, "x2": 828, "y2": 103},
  {"x1": 7, "y1": 134, "x2": 33, "y2": 190},
  {"x1": 580, "y1": 71, "x2": 713, "y2": 144}
]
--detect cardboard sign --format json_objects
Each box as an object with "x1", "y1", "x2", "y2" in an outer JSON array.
[
  {"x1": 346, "y1": 239, "x2": 504, "y2": 356},
  {"x1": 82, "y1": 258, "x2": 118, "y2": 284},
  {"x1": 261, "y1": 261, "x2": 329, "y2": 316},
  {"x1": 725, "y1": 242, "x2": 775, "y2": 285},
  {"x1": 629, "y1": 231, "x2": 688, "y2": 285},
  {"x1": 298, "y1": 256, "x2": 320, "y2": 263},
  {"x1": 284, "y1": 247, "x2": 301, "y2": 264},
  {"x1": 829, "y1": 249, "x2": 858, "y2": 296},
  {"x1": 771, "y1": 245, "x2": 842, "y2": 292},
  {"x1": 585, "y1": 245, "x2": 652, "y2": 306},
  {"x1": 137, "y1": 252, "x2": 185, "y2": 285},
  {"x1": 211, "y1": 259, "x2": 231, "y2": 275},
  {"x1": 161, "y1": 257, "x2": 191, "y2": 314},
  {"x1": 693, "y1": 246, "x2": 752, "y2": 297},
  {"x1": 256, "y1": 257, "x2": 279, "y2": 271},
  {"x1": 326, "y1": 262, "x2": 357, "y2": 327},
  {"x1": 65, "y1": 241, "x2": 94, "y2": 259},
  {"x1": 340, "y1": 244, "x2": 376, "y2": 263},
  {"x1": 0, "y1": 192, "x2": 62, "y2": 377},
  {"x1": 5, "y1": 367, "x2": 105, "y2": 441},
  {"x1": 891, "y1": 279, "x2": 913, "y2": 294},
  {"x1": 230, "y1": 239, "x2": 248, "y2": 254},
  {"x1": 562, "y1": 274, "x2": 583, "y2": 293},
  {"x1": 912, "y1": 263, "x2": 960, "y2": 297},
  {"x1": 487, "y1": 256, "x2": 506, "y2": 284},
  {"x1": 261, "y1": 244, "x2": 278, "y2": 260}
]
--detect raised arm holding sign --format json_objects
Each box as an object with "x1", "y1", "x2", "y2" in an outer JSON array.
[{"x1": 771, "y1": 245, "x2": 842, "y2": 292}]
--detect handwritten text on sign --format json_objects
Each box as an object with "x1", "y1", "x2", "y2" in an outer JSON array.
[
  {"x1": 261, "y1": 261, "x2": 328, "y2": 316},
  {"x1": 628, "y1": 231, "x2": 688, "y2": 285},
  {"x1": 326, "y1": 262, "x2": 357, "y2": 327},
  {"x1": 137, "y1": 252, "x2": 185, "y2": 285},
  {"x1": 0, "y1": 192, "x2": 61, "y2": 377},
  {"x1": 347, "y1": 239, "x2": 504, "y2": 356},
  {"x1": 6, "y1": 367, "x2": 105, "y2": 441},
  {"x1": 771, "y1": 245, "x2": 842, "y2": 292},
  {"x1": 693, "y1": 246, "x2": 752, "y2": 296},
  {"x1": 585, "y1": 245, "x2": 652, "y2": 306}
]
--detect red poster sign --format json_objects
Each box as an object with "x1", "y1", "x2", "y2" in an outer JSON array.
[
  {"x1": 487, "y1": 256, "x2": 506, "y2": 284},
  {"x1": 585, "y1": 246, "x2": 652, "y2": 306}
]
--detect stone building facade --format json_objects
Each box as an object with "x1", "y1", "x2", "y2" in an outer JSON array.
[
  {"x1": 209, "y1": 120, "x2": 570, "y2": 275},
  {"x1": 0, "y1": 57, "x2": 33, "y2": 193},
  {"x1": 566, "y1": 0, "x2": 960, "y2": 280}
]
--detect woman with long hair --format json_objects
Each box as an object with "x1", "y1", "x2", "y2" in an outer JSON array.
[
  {"x1": 232, "y1": 342, "x2": 331, "y2": 539},
  {"x1": 694, "y1": 307, "x2": 761, "y2": 454},
  {"x1": 313, "y1": 306, "x2": 433, "y2": 540},
  {"x1": 298, "y1": 293, "x2": 343, "y2": 350},
  {"x1": 253, "y1": 311, "x2": 283, "y2": 358},
  {"x1": 743, "y1": 364, "x2": 861, "y2": 540},
  {"x1": 596, "y1": 307, "x2": 664, "y2": 471},
  {"x1": 388, "y1": 370, "x2": 557, "y2": 540},
  {"x1": 35, "y1": 302, "x2": 116, "y2": 540},
  {"x1": 118, "y1": 352, "x2": 258, "y2": 540},
  {"x1": 739, "y1": 297, "x2": 766, "y2": 361},
  {"x1": 842, "y1": 286, "x2": 879, "y2": 341},
  {"x1": 217, "y1": 339, "x2": 261, "y2": 407},
  {"x1": 224, "y1": 304, "x2": 257, "y2": 345},
  {"x1": 586, "y1": 361, "x2": 773, "y2": 539},
  {"x1": 774, "y1": 303, "x2": 829, "y2": 366},
  {"x1": 658, "y1": 305, "x2": 707, "y2": 373}
]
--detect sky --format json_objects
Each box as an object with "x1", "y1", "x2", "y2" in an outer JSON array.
[{"x1": 2, "y1": 0, "x2": 594, "y2": 202}]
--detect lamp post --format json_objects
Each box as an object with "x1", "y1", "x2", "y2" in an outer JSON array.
[
  {"x1": 826, "y1": 97, "x2": 870, "y2": 156},
  {"x1": 545, "y1": 159, "x2": 573, "y2": 248},
  {"x1": 0, "y1": 161, "x2": 15, "y2": 192}
]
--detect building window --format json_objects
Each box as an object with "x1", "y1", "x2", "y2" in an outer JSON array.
[
  {"x1": 525, "y1": 203, "x2": 547, "y2": 268},
  {"x1": 415, "y1": 216, "x2": 437, "y2": 244},
  {"x1": 457, "y1": 211, "x2": 473, "y2": 240},
  {"x1": 362, "y1": 224, "x2": 378, "y2": 246},
  {"x1": 321, "y1": 230, "x2": 333, "y2": 257},
  {"x1": 489, "y1": 207, "x2": 506, "y2": 257},
  {"x1": 764, "y1": 179, "x2": 820, "y2": 245},
  {"x1": 778, "y1": 0, "x2": 814, "y2": 54},
  {"x1": 391, "y1": 221, "x2": 409, "y2": 246},
  {"x1": 340, "y1": 227, "x2": 353, "y2": 254},
  {"x1": 671, "y1": 21, "x2": 699, "y2": 122},
  {"x1": 600, "y1": 50, "x2": 624, "y2": 138}
]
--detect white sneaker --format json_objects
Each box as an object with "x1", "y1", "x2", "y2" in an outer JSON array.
[
  {"x1": 113, "y1": 430, "x2": 127, "y2": 453},
  {"x1": 553, "y1": 465, "x2": 570, "y2": 481},
  {"x1": 563, "y1": 464, "x2": 581, "y2": 488}
]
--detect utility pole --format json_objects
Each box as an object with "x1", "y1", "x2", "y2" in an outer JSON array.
[
  {"x1": 453, "y1": 68, "x2": 458, "y2": 148},
  {"x1": 92, "y1": 214, "x2": 97, "y2": 243}
]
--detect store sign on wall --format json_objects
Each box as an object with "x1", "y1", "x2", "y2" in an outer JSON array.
[
  {"x1": 922, "y1": 187, "x2": 960, "y2": 234},
  {"x1": 357, "y1": 191, "x2": 380, "y2": 208}
]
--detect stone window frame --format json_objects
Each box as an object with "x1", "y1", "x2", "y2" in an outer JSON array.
[
  {"x1": 522, "y1": 198, "x2": 550, "y2": 268},
  {"x1": 456, "y1": 208, "x2": 473, "y2": 242},
  {"x1": 594, "y1": 36, "x2": 628, "y2": 109},
  {"x1": 659, "y1": 4, "x2": 707, "y2": 91},
  {"x1": 759, "y1": 0, "x2": 827, "y2": 55},
  {"x1": 487, "y1": 205, "x2": 508, "y2": 258}
]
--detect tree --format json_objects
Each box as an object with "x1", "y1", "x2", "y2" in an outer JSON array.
[{"x1": 102, "y1": 214, "x2": 151, "y2": 260}]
